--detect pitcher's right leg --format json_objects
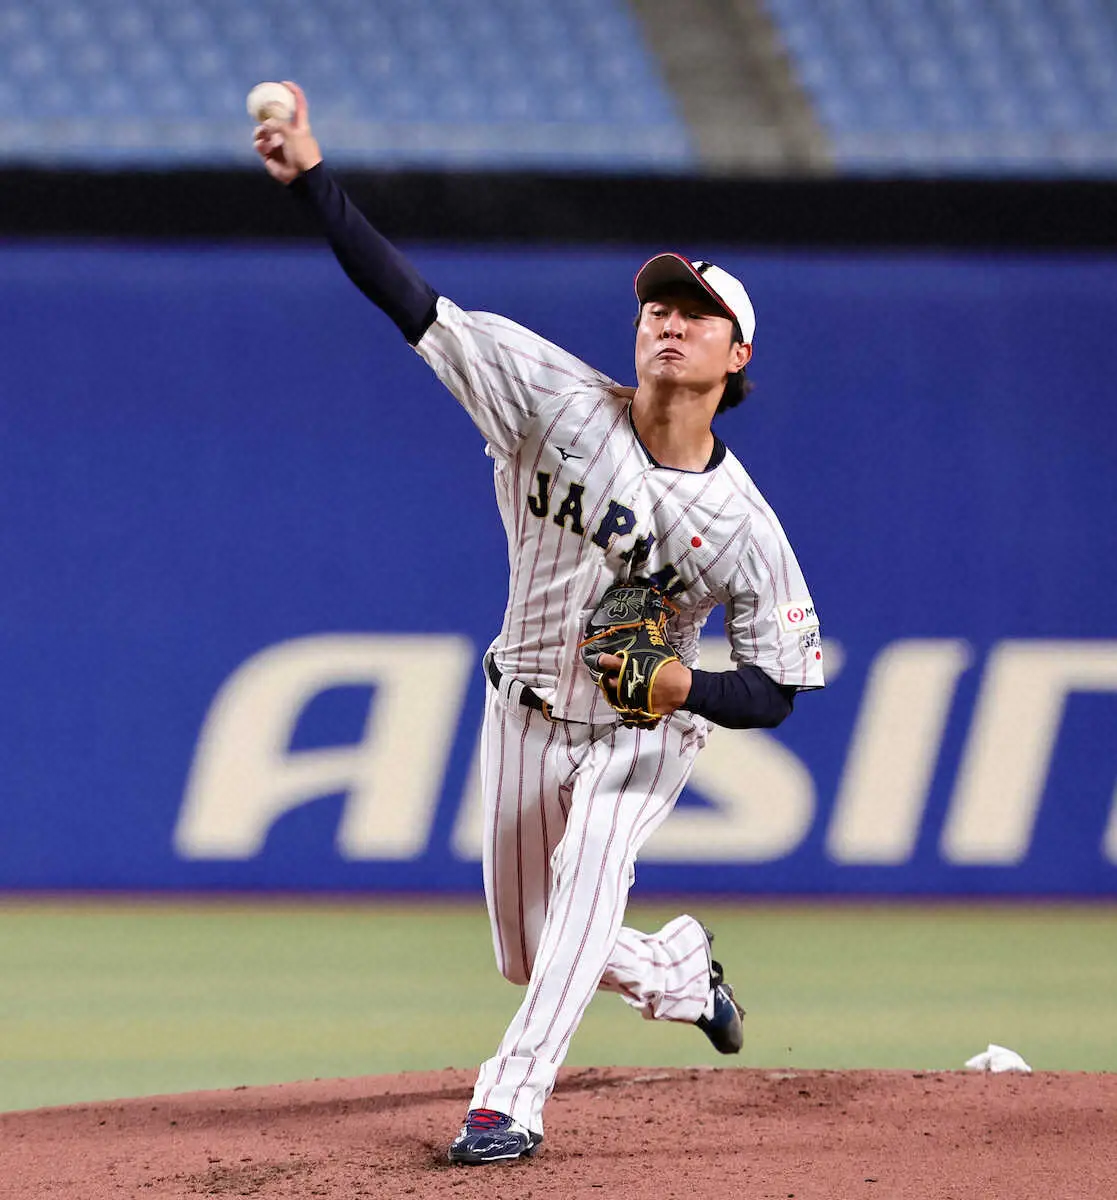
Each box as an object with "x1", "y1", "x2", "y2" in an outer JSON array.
[
  {"x1": 468, "y1": 717, "x2": 699, "y2": 1138},
  {"x1": 477, "y1": 685, "x2": 572, "y2": 987}
]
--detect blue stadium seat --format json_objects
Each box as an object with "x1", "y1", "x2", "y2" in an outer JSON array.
[
  {"x1": 0, "y1": 0, "x2": 695, "y2": 170},
  {"x1": 764, "y1": 0, "x2": 1117, "y2": 175}
]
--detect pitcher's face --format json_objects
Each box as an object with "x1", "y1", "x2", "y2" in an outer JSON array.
[{"x1": 635, "y1": 286, "x2": 751, "y2": 393}]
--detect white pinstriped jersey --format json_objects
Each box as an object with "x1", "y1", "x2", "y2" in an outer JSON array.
[{"x1": 415, "y1": 296, "x2": 825, "y2": 724}]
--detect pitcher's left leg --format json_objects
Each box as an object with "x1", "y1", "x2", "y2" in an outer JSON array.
[
  {"x1": 468, "y1": 717, "x2": 698, "y2": 1136},
  {"x1": 598, "y1": 913, "x2": 712, "y2": 1023}
]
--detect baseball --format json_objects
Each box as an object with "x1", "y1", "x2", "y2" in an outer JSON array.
[{"x1": 246, "y1": 81, "x2": 295, "y2": 123}]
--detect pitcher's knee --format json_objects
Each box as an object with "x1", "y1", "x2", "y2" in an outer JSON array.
[
  {"x1": 553, "y1": 834, "x2": 630, "y2": 890},
  {"x1": 496, "y1": 948, "x2": 532, "y2": 986}
]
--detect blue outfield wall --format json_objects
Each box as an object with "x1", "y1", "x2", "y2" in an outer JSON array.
[{"x1": 1, "y1": 242, "x2": 1115, "y2": 895}]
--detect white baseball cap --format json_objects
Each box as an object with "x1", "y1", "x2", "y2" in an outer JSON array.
[{"x1": 634, "y1": 253, "x2": 756, "y2": 346}]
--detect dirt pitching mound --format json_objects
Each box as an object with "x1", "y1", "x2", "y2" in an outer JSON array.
[{"x1": 1, "y1": 1066, "x2": 1114, "y2": 1199}]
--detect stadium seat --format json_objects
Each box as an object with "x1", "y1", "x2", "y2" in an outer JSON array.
[
  {"x1": 763, "y1": 0, "x2": 1117, "y2": 175},
  {"x1": 0, "y1": 0, "x2": 695, "y2": 170}
]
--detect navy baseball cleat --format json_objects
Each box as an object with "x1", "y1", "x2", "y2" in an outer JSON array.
[
  {"x1": 447, "y1": 1108, "x2": 543, "y2": 1165},
  {"x1": 695, "y1": 927, "x2": 746, "y2": 1054}
]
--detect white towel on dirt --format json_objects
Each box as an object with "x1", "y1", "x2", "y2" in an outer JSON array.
[{"x1": 964, "y1": 1044, "x2": 1033, "y2": 1074}]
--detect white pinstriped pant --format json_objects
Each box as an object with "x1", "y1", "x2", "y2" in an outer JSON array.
[{"x1": 470, "y1": 682, "x2": 714, "y2": 1136}]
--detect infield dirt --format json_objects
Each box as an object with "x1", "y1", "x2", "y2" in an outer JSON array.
[{"x1": 1, "y1": 1066, "x2": 1113, "y2": 1199}]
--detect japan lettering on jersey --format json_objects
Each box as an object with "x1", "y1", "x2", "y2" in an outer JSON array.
[{"x1": 415, "y1": 297, "x2": 824, "y2": 723}]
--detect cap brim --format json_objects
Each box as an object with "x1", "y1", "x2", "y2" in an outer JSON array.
[{"x1": 634, "y1": 253, "x2": 736, "y2": 323}]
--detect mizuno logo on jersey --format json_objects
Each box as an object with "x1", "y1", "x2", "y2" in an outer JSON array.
[
  {"x1": 525, "y1": 472, "x2": 687, "y2": 598},
  {"x1": 556, "y1": 447, "x2": 583, "y2": 461}
]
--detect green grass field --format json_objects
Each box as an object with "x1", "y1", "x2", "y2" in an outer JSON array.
[{"x1": 1, "y1": 899, "x2": 1114, "y2": 1114}]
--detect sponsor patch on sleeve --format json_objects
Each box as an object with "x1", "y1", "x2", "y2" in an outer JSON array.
[
  {"x1": 799, "y1": 628, "x2": 822, "y2": 652},
  {"x1": 777, "y1": 601, "x2": 820, "y2": 633}
]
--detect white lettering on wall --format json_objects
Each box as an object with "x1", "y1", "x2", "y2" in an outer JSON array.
[
  {"x1": 176, "y1": 635, "x2": 1117, "y2": 872},
  {"x1": 940, "y1": 641, "x2": 1117, "y2": 864},
  {"x1": 174, "y1": 635, "x2": 474, "y2": 860},
  {"x1": 826, "y1": 640, "x2": 973, "y2": 864}
]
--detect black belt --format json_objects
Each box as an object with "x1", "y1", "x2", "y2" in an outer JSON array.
[{"x1": 485, "y1": 653, "x2": 553, "y2": 720}]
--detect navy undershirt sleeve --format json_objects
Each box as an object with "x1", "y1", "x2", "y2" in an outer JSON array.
[
  {"x1": 288, "y1": 163, "x2": 439, "y2": 345},
  {"x1": 683, "y1": 664, "x2": 796, "y2": 729}
]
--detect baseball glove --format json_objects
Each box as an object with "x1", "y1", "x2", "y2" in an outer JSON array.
[{"x1": 579, "y1": 584, "x2": 680, "y2": 728}]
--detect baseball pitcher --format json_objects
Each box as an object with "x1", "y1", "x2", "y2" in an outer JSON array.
[{"x1": 253, "y1": 82, "x2": 825, "y2": 1167}]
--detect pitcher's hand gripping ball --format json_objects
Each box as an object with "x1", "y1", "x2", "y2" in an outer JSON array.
[
  {"x1": 246, "y1": 81, "x2": 296, "y2": 122},
  {"x1": 580, "y1": 585, "x2": 681, "y2": 729}
]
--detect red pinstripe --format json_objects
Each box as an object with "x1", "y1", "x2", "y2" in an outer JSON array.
[
  {"x1": 536, "y1": 409, "x2": 636, "y2": 701},
  {"x1": 473, "y1": 315, "x2": 603, "y2": 385},
  {"x1": 612, "y1": 935, "x2": 703, "y2": 982},
  {"x1": 732, "y1": 584, "x2": 762, "y2": 662},
  {"x1": 514, "y1": 711, "x2": 533, "y2": 982},
  {"x1": 535, "y1": 717, "x2": 560, "y2": 962},
  {"x1": 506, "y1": 729, "x2": 619, "y2": 1050},
  {"x1": 479, "y1": 357, "x2": 562, "y2": 399},
  {"x1": 750, "y1": 539, "x2": 788, "y2": 683},
  {"x1": 627, "y1": 750, "x2": 693, "y2": 855},
  {"x1": 515, "y1": 395, "x2": 588, "y2": 540},
  {"x1": 506, "y1": 405, "x2": 580, "y2": 649},
  {"x1": 496, "y1": 728, "x2": 636, "y2": 1117},
  {"x1": 538, "y1": 730, "x2": 647, "y2": 1061},
  {"x1": 724, "y1": 469, "x2": 795, "y2": 598},
  {"x1": 650, "y1": 471, "x2": 716, "y2": 536},
  {"x1": 605, "y1": 914, "x2": 709, "y2": 1020},
  {"x1": 562, "y1": 722, "x2": 577, "y2": 787},
  {"x1": 549, "y1": 731, "x2": 671, "y2": 1059},
  {"x1": 426, "y1": 343, "x2": 521, "y2": 453},
  {"x1": 489, "y1": 694, "x2": 511, "y2": 978},
  {"x1": 511, "y1": 396, "x2": 611, "y2": 659}
]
